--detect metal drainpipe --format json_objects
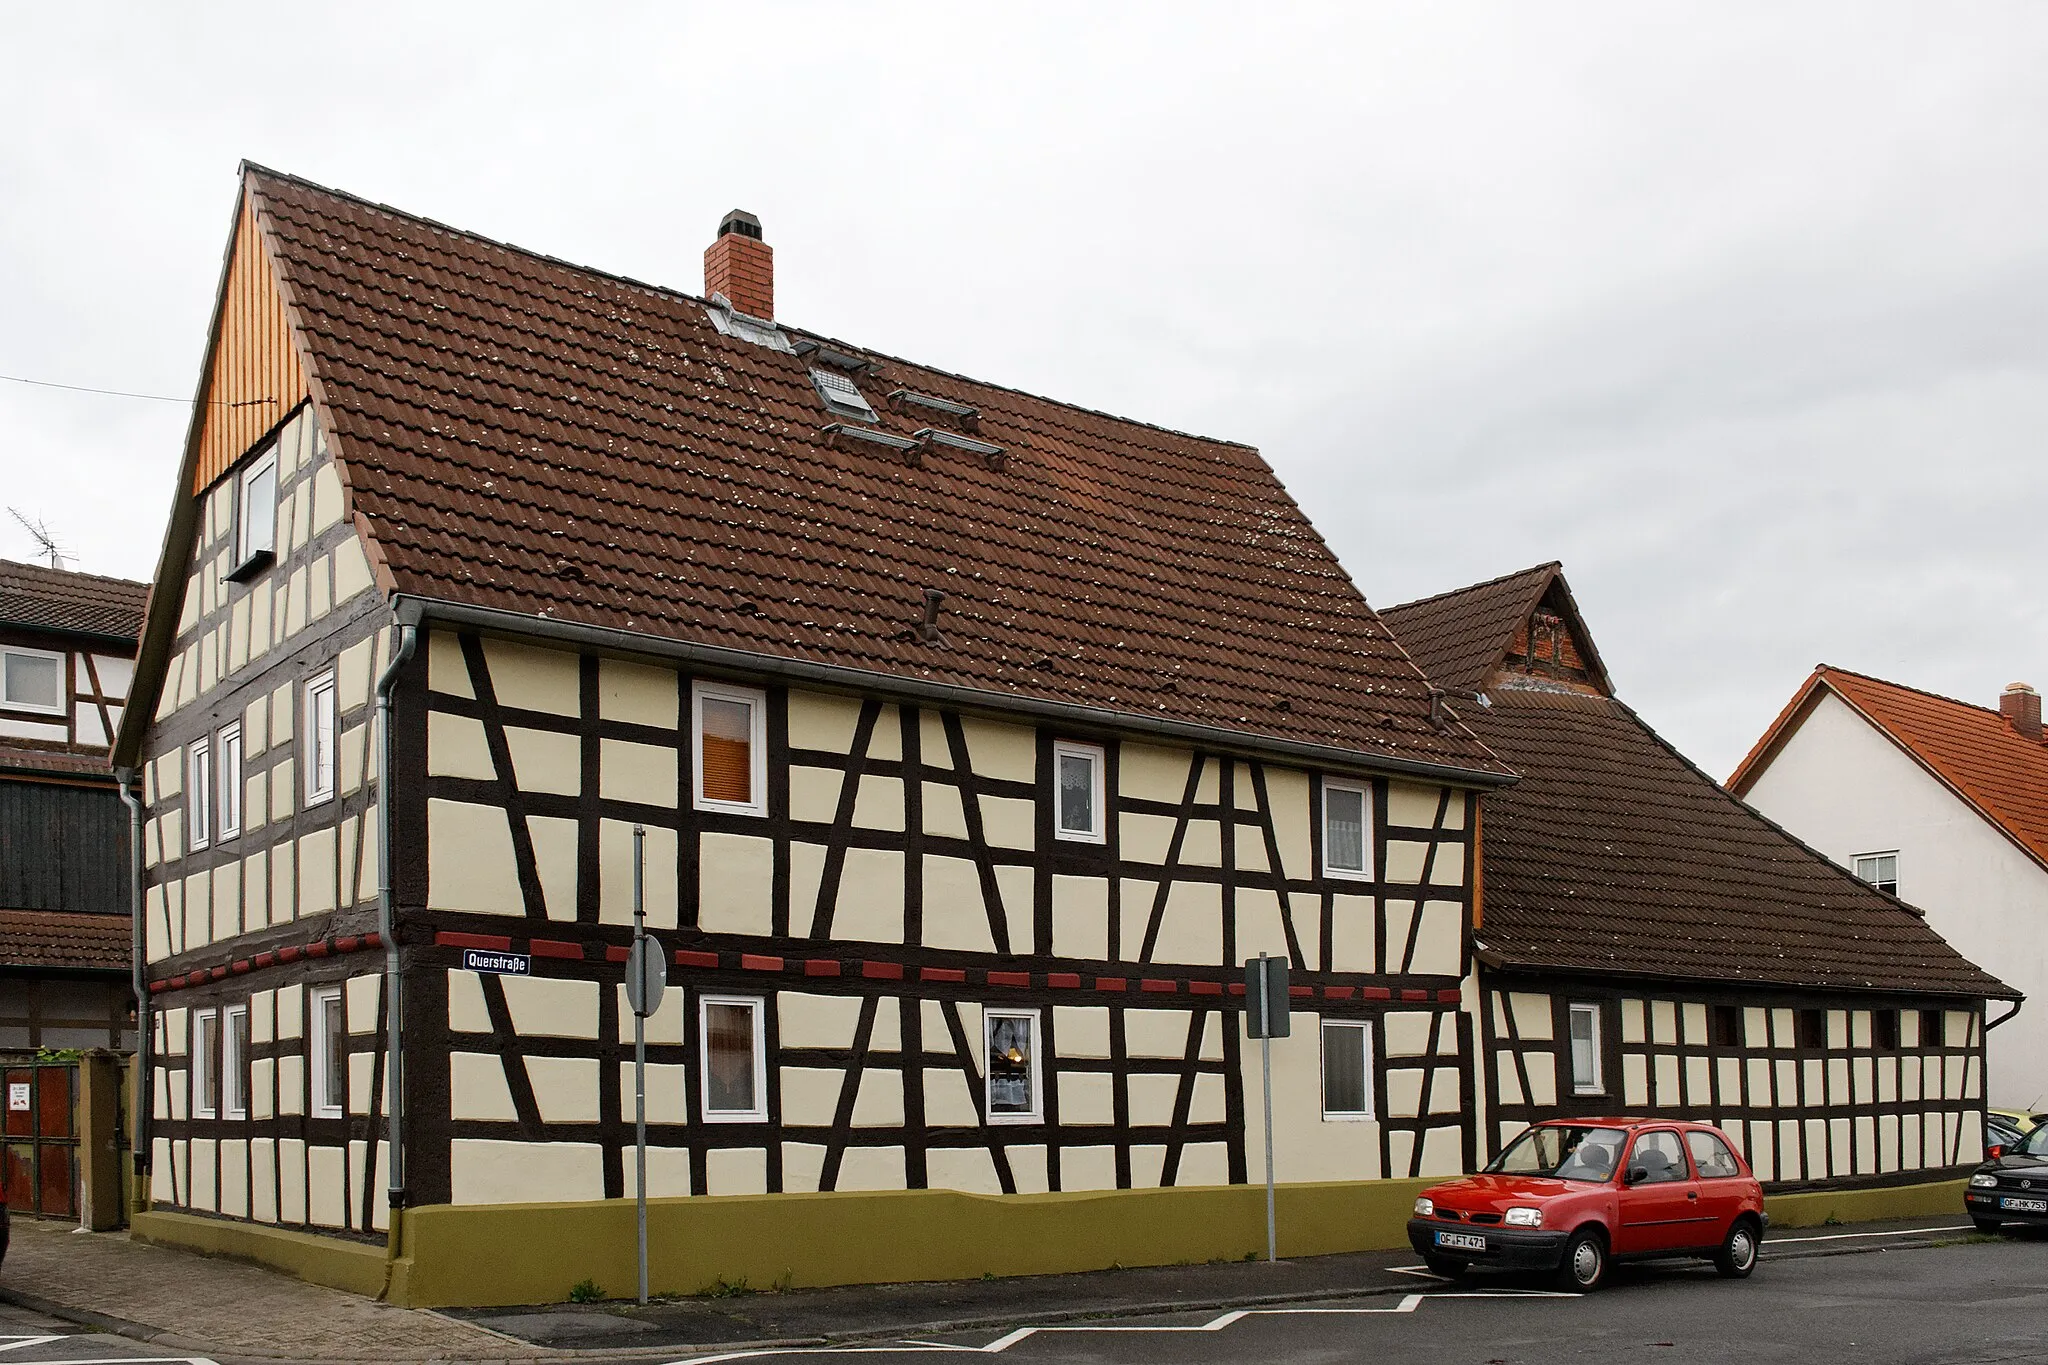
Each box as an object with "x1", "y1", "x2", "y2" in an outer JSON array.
[
  {"x1": 375, "y1": 623, "x2": 418, "y2": 1265},
  {"x1": 116, "y1": 770, "x2": 149, "y2": 1215}
]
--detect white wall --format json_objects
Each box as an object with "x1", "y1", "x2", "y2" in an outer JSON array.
[{"x1": 1742, "y1": 692, "x2": 2047, "y2": 1108}]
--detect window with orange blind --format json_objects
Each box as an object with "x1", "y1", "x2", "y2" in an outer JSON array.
[{"x1": 694, "y1": 683, "x2": 765, "y2": 814}]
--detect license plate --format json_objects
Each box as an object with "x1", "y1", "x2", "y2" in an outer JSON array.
[
  {"x1": 2000, "y1": 1196, "x2": 2048, "y2": 1213},
  {"x1": 1435, "y1": 1231, "x2": 1486, "y2": 1251}
]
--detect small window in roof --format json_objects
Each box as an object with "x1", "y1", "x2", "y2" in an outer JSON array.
[{"x1": 810, "y1": 369, "x2": 877, "y2": 423}]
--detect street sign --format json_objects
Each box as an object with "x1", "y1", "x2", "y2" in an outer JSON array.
[
  {"x1": 625, "y1": 937, "x2": 668, "y2": 1017},
  {"x1": 462, "y1": 948, "x2": 530, "y2": 976},
  {"x1": 1244, "y1": 956, "x2": 1290, "y2": 1038}
]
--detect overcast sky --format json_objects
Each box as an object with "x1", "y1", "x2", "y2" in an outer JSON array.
[{"x1": 3, "y1": 2, "x2": 2043, "y2": 777}]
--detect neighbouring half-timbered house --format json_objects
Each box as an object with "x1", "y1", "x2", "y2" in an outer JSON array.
[
  {"x1": 1383, "y1": 563, "x2": 2015, "y2": 1188},
  {"x1": 110, "y1": 165, "x2": 1517, "y2": 1302},
  {"x1": 0, "y1": 560, "x2": 146, "y2": 1054}
]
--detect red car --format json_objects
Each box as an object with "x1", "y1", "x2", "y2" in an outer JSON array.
[{"x1": 1406, "y1": 1117, "x2": 1766, "y2": 1291}]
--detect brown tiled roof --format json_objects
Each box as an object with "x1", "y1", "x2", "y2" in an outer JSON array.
[
  {"x1": 1468, "y1": 690, "x2": 2012, "y2": 998},
  {"x1": 0, "y1": 560, "x2": 148, "y2": 642},
  {"x1": 1382, "y1": 563, "x2": 1559, "y2": 696},
  {"x1": 1730, "y1": 666, "x2": 2048, "y2": 871},
  {"x1": 242, "y1": 168, "x2": 1508, "y2": 780},
  {"x1": 0, "y1": 745, "x2": 114, "y2": 781},
  {"x1": 0, "y1": 908, "x2": 130, "y2": 973},
  {"x1": 1386, "y1": 570, "x2": 2011, "y2": 999}
]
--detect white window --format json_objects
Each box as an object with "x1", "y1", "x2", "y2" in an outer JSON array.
[
  {"x1": 187, "y1": 739, "x2": 212, "y2": 851},
  {"x1": 223, "y1": 1004, "x2": 249, "y2": 1120},
  {"x1": 217, "y1": 723, "x2": 243, "y2": 840},
  {"x1": 984, "y1": 1009, "x2": 1043, "y2": 1123},
  {"x1": 192, "y1": 1008, "x2": 220, "y2": 1118},
  {"x1": 0, "y1": 647, "x2": 64, "y2": 714},
  {"x1": 304, "y1": 671, "x2": 337, "y2": 806},
  {"x1": 1320, "y1": 1020, "x2": 1375, "y2": 1119},
  {"x1": 233, "y1": 446, "x2": 279, "y2": 571},
  {"x1": 1322, "y1": 777, "x2": 1372, "y2": 879},
  {"x1": 1854, "y1": 852, "x2": 1899, "y2": 897},
  {"x1": 693, "y1": 682, "x2": 766, "y2": 817},
  {"x1": 1569, "y1": 1002, "x2": 1604, "y2": 1095},
  {"x1": 700, "y1": 995, "x2": 767, "y2": 1122},
  {"x1": 310, "y1": 986, "x2": 346, "y2": 1118},
  {"x1": 1053, "y1": 741, "x2": 1106, "y2": 843}
]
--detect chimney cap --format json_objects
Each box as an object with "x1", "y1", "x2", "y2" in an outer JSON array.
[
  {"x1": 2004, "y1": 682, "x2": 2037, "y2": 696},
  {"x1": 718, "y1": 209, "x2": 763, "y2": 241}
]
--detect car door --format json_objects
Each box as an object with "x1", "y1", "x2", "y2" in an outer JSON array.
[
  {"x1": 1684, "y1": 1129, "x2": 1747, "y2": 1250},
  {"x1": 1613, "y1": 1129, "x2": 1700, "y2": 1254}
]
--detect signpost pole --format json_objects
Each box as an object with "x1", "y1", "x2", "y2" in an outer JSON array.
[
  {"x1": 633, "y1": 824, "x2": 648, "y2": 1306},
  {"x1": 1259, "y1": 951, "x2": 1277, "y2": 1264}
]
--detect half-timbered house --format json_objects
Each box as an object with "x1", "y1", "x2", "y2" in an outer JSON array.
[
  {"x1": 0, "y1": 559, "x2": 145, "y2": 1054},
  {"x1": 1382, "y1": 563, "x2": 2015, "y2": 1188},
  {"x1": 111, "y1": 165, "x2": 1517, "y2": 1302}
]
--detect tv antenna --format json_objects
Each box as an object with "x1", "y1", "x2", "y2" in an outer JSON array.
[{"x1": 7, "y1": 508, "x2": 71, "y2": 570}]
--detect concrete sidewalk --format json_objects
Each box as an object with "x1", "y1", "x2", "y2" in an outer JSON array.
[{"x1": 0, "y1": 1211, "x2": 1993, "y2": 1363}]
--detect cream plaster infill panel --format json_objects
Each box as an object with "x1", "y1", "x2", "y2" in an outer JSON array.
[
  {"x1": 1152, "y1": 880, "x2": 1222, "y2": 966},
  {"x1": 616, "y1": 1063, "x2": 689, "y2": 1125},
  {"x1": 854, "y1": 775, "x2": 906, "y2": 833},
  {"x1": 953, "y1": 715, "x2": 1031, "y2": 784},
  {"x1": 1119, "y1": 743, "x2": 1189, "y2": 803},
  {"x1": 1266, "y1": 768, "x2": 1313, "y2": 878},
  {"x1": 922, "y1": 854, "x2": 996, "y2": 954},
  {"x1": 1509, "y1": 993, "x2": 1555, "y2": 1041},
  {"x1": 479, "y1": 638, "x2": 579, "y2": 717},
  {"x1": 447, "y1": 970, "x2": 492, "y2": 1033},
  {"x1": 1063, "y1": 1145, "x2": 1118, "y2": 1192},
  {"x1": 1128, "y1": 1072, "x2": 1180, "y2": 1127},
  {"x1": 832, "y1": 847, "x2": 905, "y2": 944},
  {"x1": 601, "y1": 738, "x2": 678, "y2": 806},
  {"x1": 1386, "y1": 782, "x2": 1446, "y2": 829},
  {"x1": 599, "y1": 657, "x2": 678, "y2": 728},
  {"x1": 706, "y1": 1147, "x2": 768, "y2": 1196},
  {"x1": 787, "y1": 691, "x2": 861, "y2": 754},
  {"x1": 527, "y1": 1056, "x2": 601, "y2": 1123},
  {"x1": 995, "y1": 864, "x2": 1035, "y2": 956},
  {"x1": 428, "y1": 800, "x2": 524, "y2": 916},
  {"x1": 1328, "y1": 893, "x2": 1375, "y2": 974},
  {"x1": 699, "y1": 830, "x2": 773, "y2": 936},
  {"x1": 779, "y1": 992, "x2": 862, "y2": 1049},
  {"x1": 1235, "y1": 886, "x2": 1291, "y2": 964},
  {"x1": 837, "y1": 1146, "x2": 906, "y2": 1192},
  {"x1": 1051, "y1": 875, "x2": 1109, "y2": 961},
  {"x1": 1178, "y1": 820, "x2": 1222, "y2": 868},
  {"x1": 506, "y1": 726, "x2": 581, "y2": 797},
  {"x1": 450, "y1": 1053, "x2": 518, "y2": 1121},
  {"x1": 927, "y1": 1147, "x2": 1001, "y2": 1194},
  {"x1": 789, "y1": 766, "x2": 843, "y2": 826},
  {"x1": 338, "y1": 637, "x2": 375, "y2": 715},
  {"x1": 1409, "y1": 901, "x2": 1463, "y2": 976},
  {"x1": 600, "y1": 819, "x2": 678, "y2": 928},
  {"x1": 1053, "y1": 1005, "x2": 1111, "y2": 1059},
  {"x1": 924, "y1": 1069, "x2": 980, "y2": 1127},
  {"x1": 451, "y1": 1139, "x2": 603, "y2": 1206},
  {"x1": 852, "y1": 1070, "x2": 905, "y2": 1127},
  {"x1": 332, "y1": 536, "x2": 374, "y2": 604},
  {"x1": 1234, "y1": 824, "x2": 1269, "y2": 874},
  {"x1": 1058, "y1": 1071, "x2": 1114, "y2": 1125},
  {"x1": 502, "y1": 975, "x2": 600, "y2": 1039},
  {"x1": 310, "y1": 462, "x2": 345, "y2": 535},
  {"x1": 1119, "y1": 812, "x2": 1175, "y2": 866},
  {"x1": 427, "y1": 630, "x2": 475, "y2": 699},
  {"x1": 529, "y1": 815, "x2": 579, "y2": 921},
  {"x1": 427, "y1": 713, "x2": 496, "y2": 781},
  {"x1": 779, "y1": 1067, "x2": 843, "y2": 1127},
  {"x1": 980, "y1": 795, "x2": 1036, "y2": 852},
  {"x1": 923, "y1": 782, "x2": 969, "y2": 841},
  {"x1": 1125, "y1": 1008, "x2": 1193, "y2": 1059}
]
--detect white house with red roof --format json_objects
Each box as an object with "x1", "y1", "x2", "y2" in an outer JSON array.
[{"x1": 1730, "y1": 669, "x2": 2047, "y2": 1109}]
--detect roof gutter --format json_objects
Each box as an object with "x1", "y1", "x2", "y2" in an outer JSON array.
[
  {"x1": 392, "y1": 594, "x2": 1518, "y2": 791},
  {"x1": 1987, "y1": 998, "x2": 2025, "y2": 1031},
  {"x1": 1472, "y1": 950, "x2": 2021, "y2": 1003}
]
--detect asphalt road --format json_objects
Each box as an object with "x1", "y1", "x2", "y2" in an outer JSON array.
[
  {"x1": 659, "y1": 1232, "x2": 2048, "y2": 1365},
  {"x1": 0, "y1": 1299, "x2": 216, "y2": 1364}
]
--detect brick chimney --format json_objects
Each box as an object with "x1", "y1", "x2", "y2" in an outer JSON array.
[
  {"x1": 704, "y1": 209, "x2": 772, "y2": 319},
  {"x1": 2000, "y1": 682, "x2": 2042, "y2": 741}
]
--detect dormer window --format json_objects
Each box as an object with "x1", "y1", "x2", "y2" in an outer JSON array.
[{"x1": 228, "y1": 445, "x2": 279, "y2": 580}]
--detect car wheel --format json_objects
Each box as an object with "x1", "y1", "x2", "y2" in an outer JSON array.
[
  {"x1": 1713, "y1": 1218, "x2": 1760, "y2": 1278},
  {"x1": 1422, "y1": 1255, "x2": 1467, "y2": 1280},
  {"x1": 1972, "y1": 1217, "x2": 2003, "y2": 1234},
  {"x1": 1553, "y1": 1227, "x2": 1607, "y2": 1293}
]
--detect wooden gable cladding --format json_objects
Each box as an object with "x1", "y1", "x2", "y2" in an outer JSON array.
[
  {"x1": 192, "y1": 194, "x2": 308, "y2": 494},
  {"x1": 1498, "y1": 602, "x2": 1604, "y2": 695}
]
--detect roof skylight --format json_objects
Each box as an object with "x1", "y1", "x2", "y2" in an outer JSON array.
[{"x1": 811, "y1": 369, "x2": 878, "y2": 423}]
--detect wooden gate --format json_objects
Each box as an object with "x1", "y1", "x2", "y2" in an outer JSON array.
[{"x1": 3, "y1": 1062, "x2": 78, "y2": 1219}]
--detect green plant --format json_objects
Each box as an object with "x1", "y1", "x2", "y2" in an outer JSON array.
[
  {"x1": 1821, "y1": 1215, "x2": 1844, "y2": 1227},
  {"x1": 772, "y1": 1270, "x2": 795, "y2": 1294},
  {"x1": 1243, "y1": 1250, "x2": 1259, "y2": 1262},
  {"x1": 704, "y1": 1274, "x2": 754, "y2": 1298},
  {"x1": 568, "y1": 1279, "x2": 603, "y2": 1303}
]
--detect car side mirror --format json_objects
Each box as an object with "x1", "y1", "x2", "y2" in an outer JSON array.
[{"x1": 1625, "y1": 1166, "x2": 1648, "y2": 1186}]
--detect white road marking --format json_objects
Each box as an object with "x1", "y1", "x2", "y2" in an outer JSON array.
[
  {"x1": 0, "y1": 1337, "x2": 218, "y2": 1364},
  {"x1": 0, "y1": 1341, "x2": 63, "y2": 1355},
  {"x1": 1767, "y1": 1225, "x2": 1974, "y2": 1246},
  {"x1": 662, "y1": 1291, "x2": 1576, "y2": 1364}
]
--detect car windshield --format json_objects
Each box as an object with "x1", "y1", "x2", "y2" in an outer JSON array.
[
  {"x1": 1486, "y1": 1125, "x2": 1627, "y2": 1182},
  {"x1": 2020, "y1": 1123, "x2": 2048, "y2": 1159}
]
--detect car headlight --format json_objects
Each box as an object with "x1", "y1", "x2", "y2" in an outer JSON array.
[
  {"x1": 1503, "y1": 1207, "x2": 1543, "y2": 1227},
  {"x1": 1414, "y1": 1197, "x2": 1435, "y2": 1217},
  {"x1": 1971, "y1": 1174, "x2": 2000, "y2": 1188}
]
